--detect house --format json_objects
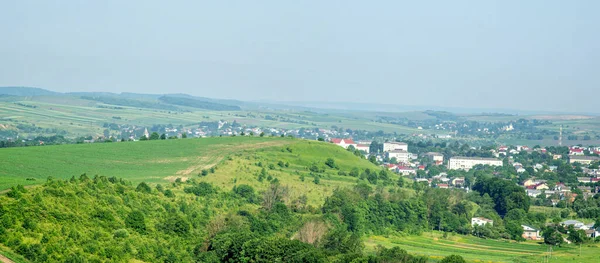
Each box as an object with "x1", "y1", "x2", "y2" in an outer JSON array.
[
  {"x1": 569, "y1": 148, "x2": 585, "y2": 156},
  {"x1": 330, "y1": 138, "x2": 357, "y2": 149},
  {"x1": 578, "y1": 177, "x2": 594, "y2": 183},
  {"x1": 527, "y1": 183, "x2": 549, "y2": 190},
  {"x1": 356, "y1": 144, "x2": 370, "y2": 153},
  {"x1": 534, "y1": 164, "x2": 544, "y2": 170},
  {"x1": 383, "y1": 142, "x2": 408, "y2": 152},
  {"x1": 437, "y1": 184, "x2": 449, "y2": 189},
  {"x1": 451, "y1": 177, "x2": 465, "y2": 186},
  {"x1": 516, "y1": 167, "x2": 527, "y2": 173},
  {"x1": 570, "y1": 156, "x2": 600, "y2": 165},
  {"x1": 448, "y1": 157, "x2": 503, "y2": 171},
  {"x1": 522, "y1": 225, "x2": 541, "y2": 240},
  {"x1": 471, "y1": 217, "x2": 494, "y2": 227},
  {"x1": 498, "y1": 146, "x2": 508, "y2": 152},
  {"x1": 397, "y1": 166, "x2": 416, "y2": 176},
  {"x1": 417, "y1": 165, "x2": 425, "y2": 170},
  {"x1": 553, "y1": 154, "x2": 562, "y2": 160},
  {"x1": 387, "y1": 150, "x2": 410, "y2": 164}
]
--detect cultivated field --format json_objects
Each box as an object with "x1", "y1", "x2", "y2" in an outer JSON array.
[{"x1": 366, "y1": 232, "x2": 599, "y2": 263}]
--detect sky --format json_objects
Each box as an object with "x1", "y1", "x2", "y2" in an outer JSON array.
[{"x1": 1, "y1": 1, "x2": 599, "y2": 113}]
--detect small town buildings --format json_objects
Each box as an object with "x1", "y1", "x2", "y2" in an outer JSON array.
[
  {"x1": 331, "y1": 138, "x2": 357, "y2": 149},
  {"x1": 526, "y1": 189, "x2": 541, "y2": 197},
  {"x1": 383, "y1": 142, "x2": 408, "y2": 152},
  {"x1": 569, "y1": 156, "x2": 600, "y2": 165},
  {"x1": 522, "y1": 225, "x2": 541, "y2": 240},
  {"x1": 437, "y1": 184, "x2": 449, "y2": 189},
  {"x1": 471, "y1": 217, "x2": 494, "y2": 227},
  {"x1": 526, "y1": 183, "x2": 549, "y2": 190},
  {"x1": 448, "y1": 157, "x2": 503, "y2": 171},
  {"x1": 387, "y1": 150, "x2": 410, "y2": 164}
]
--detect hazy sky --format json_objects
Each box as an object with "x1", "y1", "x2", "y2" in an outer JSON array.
[{"x1": 1, "y1": 1, "x2": 599, "y2": 113}]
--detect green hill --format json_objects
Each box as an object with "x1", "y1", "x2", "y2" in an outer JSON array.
[{"x1": 0, "y1": 137, "x2": 383, "y2": 205}]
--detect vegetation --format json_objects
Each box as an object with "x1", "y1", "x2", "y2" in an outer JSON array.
[{"x1": 158, "y1": 96, "x2": 241, "y2": 111}]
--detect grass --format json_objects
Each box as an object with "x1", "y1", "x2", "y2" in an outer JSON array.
[
  {"x1": 0, "y1": 244, "x2": 27, "y2": 263},
  {"x1": 365, "y1": 231, "x2": 600, "y2": 263},
  {"x1": 0, "y1": 136, "x2": 386, "y2": 206}
]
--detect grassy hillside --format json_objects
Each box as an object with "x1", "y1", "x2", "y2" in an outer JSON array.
[{"x1": 0, "y1": 137, "x2": 384, "y2": 205}]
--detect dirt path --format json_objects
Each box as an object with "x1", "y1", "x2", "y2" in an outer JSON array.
[{"x1": 0, "y1": 254, "x2": 14, "y2": 263}]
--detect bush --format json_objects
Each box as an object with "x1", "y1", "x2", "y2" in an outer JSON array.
[
  {"x1": 159, "y1": 215, "x2": 190, "y2": 236},
  {"x1": 184, "y1": 182, "x2": 216, "y2": 196},
  {"x1": 441, "y1": 254, "x2": 466, "y2": 263},
  {"x1": 113, "y1": 229, "x2": 130, "y2": 238}
]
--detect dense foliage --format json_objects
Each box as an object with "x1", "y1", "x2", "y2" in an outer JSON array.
[{"x1": 158, "y1": 96, "x2": 241, "y2": 111}]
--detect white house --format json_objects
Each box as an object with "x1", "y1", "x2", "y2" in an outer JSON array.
[
  {"x1": 425, "y1": 152, "x2": 444, "y2": 163},
  {"x1": 471, "y1": 217, "x2": 494, "y2": 227},
  {"x1": 383, "y1": 142, "x2": 408, "y2": 152},
  {"x1": 397, "y1": 166, "x2": 416, "y2": 176},
  {"x1": 522, "y1": 225, "x2": 541, "y2": 240},
  {"x1": 448, "y1": 157, "x2": 503, "y2": 171}
]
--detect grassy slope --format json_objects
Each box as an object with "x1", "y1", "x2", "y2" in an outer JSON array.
[
  {"x1": 0, "y1": 137, "x2": 384, "y2": 206},
  {"x1": 198, "y1": 139, "x2": 384, "y2": 206},
  {"x1": 366, "y1": 232, "x2": 599, "y2": 263}
]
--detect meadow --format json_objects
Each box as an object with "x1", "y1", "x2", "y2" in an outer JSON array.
[
  {"x1": 0, "y1": 136, "x2": 387, "y2": 206},
  {"x1": 365, "y1": 231, "x2": 600, "y2": 263}
]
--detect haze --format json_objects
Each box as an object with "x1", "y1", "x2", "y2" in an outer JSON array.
[{"x1": 1, "y1": 1, "x2": 598, "y2": 113}]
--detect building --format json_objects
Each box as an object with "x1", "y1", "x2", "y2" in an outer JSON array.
[
  {"x1": 471, "y1": 217, "x2": 494, "y2": 227},
  {"x1": 356, "y1": 144, "x2": 370, "y2": 153},
  {"x1": 522, "y1": 225, "x2": 541, "y2": 240},
  {"x1": 448, "y1": 157, "x2": 503, "y2": 171},
  {"x1": 569, "y1": 148, "x2": 585, "y2": 156},
  {"x1": 425, "y1": 152, "x2": 444, "y2": 163},
  {"x1": 387, "y1": 150, "x2": 410, "y2": 164},
  {"x1": 569, "y1": 156, "x2": 600, "y2": 165},
  {"x1": 330, "y1": 138, "x2": 357, "y2": 149},
  {"x1": 383, "y1": 142, "x2": 408, "y2": 152},
  {"x1": 561, "y1": 220, "x2": 586, "y2": 230}
]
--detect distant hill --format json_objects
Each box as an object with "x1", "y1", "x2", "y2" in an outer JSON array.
[
  {"x1": 158, "y1": 95, "x2": 242, "y2": 111},
  {"x1": 0, "y1": 86, "x2": 61, "y2": 96}
]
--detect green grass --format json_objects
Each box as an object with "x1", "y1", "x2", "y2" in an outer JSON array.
[
  {"x1": 366, "y1": 231, "x2": 600, "y2": 263},
  {"x1": 0, "y1": 244, "x2": 28, "y2": 263},
  {"x1": 0, "y1": 137, "x2": 386, "y2": 206}
]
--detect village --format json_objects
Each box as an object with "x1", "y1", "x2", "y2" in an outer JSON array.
[{"x1": 329, "y1": 137, "x2": 600, "y2": 241}]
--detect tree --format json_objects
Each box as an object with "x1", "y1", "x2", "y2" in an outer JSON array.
[
  {"x1": 125, "y1": 211, "x2": 147, "y2": 234},
  {"x1": 440, "y1": 255, "x2": 466, "y2": 263},
  {"x1": 262, "y1": 183, "x2": 289, "y2": 211},
  {"x1": 542, "y1": 227, "x2": 563, "y2": 246},
  {"x1": 136, "y1": 182, "x2": 152, "y2": 193},
  {"x1": 160, "y1": 133, "x2": 167, "y2": 140},
  {"x1": 368, "y1": 155, "x2": 378, "y2": 165},
  {"x1": 181, "y1": 133, "x2": 187, "y2": 138},
  {"x1": 149, "y1": 132, "x2": 160, "y2": 140},
  {"x1": 260, "y1": 132, "x2": 265, "y2": 137}
]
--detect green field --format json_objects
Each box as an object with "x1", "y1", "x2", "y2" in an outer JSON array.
[
  {"x1": 0, "y1": 136, "x2": 386, "y2": 206},
  {"x1": 366, "y1": 232, "x2": 599, "y2": 263}
]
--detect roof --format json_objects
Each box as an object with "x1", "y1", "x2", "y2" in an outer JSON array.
[
  {"x1": 472, "y1": 217, "x2": 493, "y2": 223},
  {"x1": 561, "y1": 220, "x2": 583, "y2": 225},
  {"x1": 389, "y1": 150, "x2": 409, "y2": 153},
  {"x1": 397, "y1": 166, "x2": 414, "y2": 170},
  {"x1": 570, "y1": 148, "x2": 584, "y2": 152},
  {"x1": 425, "y1": 152, "x2": 444, "y2": 156},
  {"x1": 331, "y1": 138, "x2": 356, "y2": 144},
  {"x1": 522, "y1": 225, "x2": 538, "y2": 231},
  {"x1": 356, "y1": 144, "x2": 370, "y2": 147},
  {"x1": 386, "y1": 142, "x2": 407, "y2": 145}
]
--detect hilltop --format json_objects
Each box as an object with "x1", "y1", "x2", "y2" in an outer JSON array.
[{"x1": 0, "y1": 136, "x2": 385, "y2": 205}]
